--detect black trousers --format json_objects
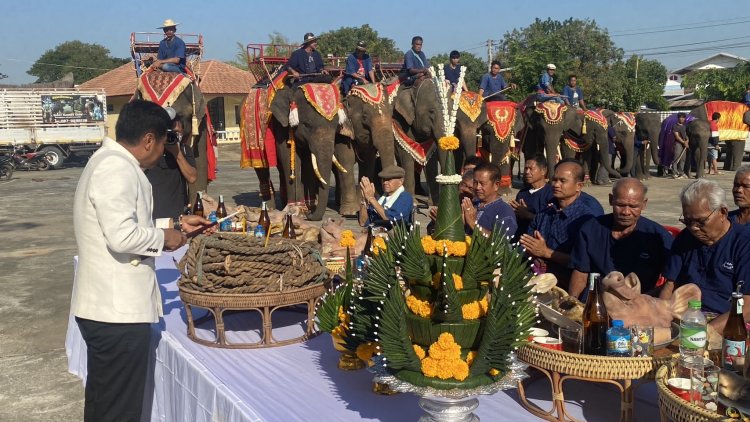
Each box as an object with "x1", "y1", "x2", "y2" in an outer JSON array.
[{"x1": 76, "y1": 317, "x2": 151, "y2": 422}]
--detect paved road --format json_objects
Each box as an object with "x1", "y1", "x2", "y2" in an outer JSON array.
[{"x1": 0, "y1": 144, "x2": 741, "y2": 421}]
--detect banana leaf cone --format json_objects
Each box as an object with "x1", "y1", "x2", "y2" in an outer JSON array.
[{"x1": 432, "y1": 151, "x2": 465, "y2": 242}]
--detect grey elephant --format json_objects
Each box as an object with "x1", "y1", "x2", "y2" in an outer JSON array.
[
  {"x1": 607, "y1": 112, "x2": 637, "y2": 178},
  {"x1": 689, "y1": 102, "x2": 750, "y2": 173},
  {"x1": 634, "y1": 113, "x2": 662, "y2": 179},
  {"x1": 268, "y1": 83, "x2": 346, "y2": 221}
]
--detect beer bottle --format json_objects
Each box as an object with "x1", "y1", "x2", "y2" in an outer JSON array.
[
  {"x1": 258, "y1": 202, "x2": 271, "y2": 236},
  {"x1": 193, "y1": 192, "x2": 205, "y2": 218},
  {"x1": 217, "y1": 195, "x2": 232, "y2": 232},
  {"x1": 282, "y1": 213, "x2": 296, "y2": 239},
  {"x1": 583, "y1": 273, "x2": 609, "y2": 355},
  {"x1": 362, "y1": 225, "x2": 374, "y2": 257},
  {"x1": 722, "y1": 290, "x2": 747, "y2": 373}
]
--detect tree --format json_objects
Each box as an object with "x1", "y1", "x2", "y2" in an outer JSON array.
[
  {"x1": 618, "y1": 56, "x2": 668, "y2": 111},
  {"x1": 682, "y1": 62, "x2": 750, "y2": 102},
  {"x1": 27, "y1": 41, "x2": 129, "y2": 85},
  {"x1": 497, "y1": 18, "x2": 626, "y2": 107},
  {"x1": 429, "y1": 52, "x2": 486, "y2": 91},
  {"x1": 227, "y1": 41, "x2": 249, "y2": 70},
  {"x1": 316, "y1": 25, "x2": 402, "y2": 63}
]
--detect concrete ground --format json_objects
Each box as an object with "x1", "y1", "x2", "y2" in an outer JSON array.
[{"x1": 0, "y1": 143, "x2": 741, "y2": 421}]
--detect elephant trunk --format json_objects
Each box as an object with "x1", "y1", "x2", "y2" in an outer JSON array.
[
  {"x1": 620, "y1": 134, "x2": 635, "y2": 176},
  {"x1": 598, "y1": 137, "x2": 622, "y2": 178}
]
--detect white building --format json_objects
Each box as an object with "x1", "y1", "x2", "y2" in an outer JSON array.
[{"x1": 663, "y1": 52, "x2": 749, "y2": 108}]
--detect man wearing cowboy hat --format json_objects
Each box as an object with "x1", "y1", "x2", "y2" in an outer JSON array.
[
  {"x1": 535, "y1": 63, "x2": 564, "y2": 104},
  {"x1": 358, "y1": 165, "x2": 414, "y2": 229},
  {"x1": 153, "y1": 19, "x2": 186, "y2": 74},
  {"x1": 341, "y1": 41, "x2": 376, "y2": 96},
  {"x1": 286, "y1": 33, "x2": 330, "y2": 85}
]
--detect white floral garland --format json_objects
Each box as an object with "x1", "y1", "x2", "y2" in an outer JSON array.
[
  {"x1": 432, "y1": 63, "x2": 467, "y2": 138},
  {"x1": 435, "y1": 174, "x2": 463, "y2": 184}
]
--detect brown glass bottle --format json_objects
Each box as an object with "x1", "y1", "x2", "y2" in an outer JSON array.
[
  {"x1": 362, "y1": 225, "x2": 374, "y2": 257},
  {"x1": 583, "y1": 273, "x2": 609, "y2": 355},
  {"x1": 282, "y1": 213, "x2": 296, "y2": 239},
  {"x1": 192, "y1": 192, "x2": 205, "y2": 218},
  {"x1": 217, "y1": 195, "x2": 228, "y2": 219},
  {"x1": 722, "y1": 291, "x2": 747, "y2": 373},
  {"x1": 258, "y1": 202, "x2": 271, "y2": 236}
]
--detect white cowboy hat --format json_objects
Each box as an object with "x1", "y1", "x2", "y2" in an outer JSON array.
[
  {"x1": 158, "y1": 19, "x2": 179, "y2": 29},
  {"x1": 546, "y1": 63, "x2": 557, "y2": 70}
]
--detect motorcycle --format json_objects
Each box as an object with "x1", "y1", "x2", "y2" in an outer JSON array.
[
  {"x1": 9, "y1": 146, "x2": 52, "y2": 171},
  {"x1": 0, "y1": 155, "x2": 12, "y2": 180}
]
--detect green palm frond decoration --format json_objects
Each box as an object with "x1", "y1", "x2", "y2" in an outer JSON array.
[
  {"x1": 378, "y1": 283, "x2": 422, "y2": 372},
  {"x1": 470, "y1": 239, "x2": 535, "y2": 377},
  {"x1": 462, "y1": 224, "x2": 495, "y2": 287},
  {"x1": 433, "y1": 250, "x2": 463, "y2": 323},
  {"x1": 391, "y1": 222, "x2": 431, "y2": 283},
  {"x1": 315, "y1": 284, "x2": 348, "y2": 333}
]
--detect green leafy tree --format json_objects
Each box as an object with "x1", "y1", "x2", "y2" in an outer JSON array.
[
  {"x1": 27, "y1": 41, "x2": 129, "y2": 84},
  {"x1": 263, "y1": 31, "x2": 294, "y2": 58},
  {"x1": 227, "y1": 41, "x2": 250, "y2": 70},
  {"x1": 618, "y1": 56, "x2": 669, "y2": 111},
  {"x1": 682, "y1": 62, "x2": 750, "y2": 102},
  {"x1": 429, "y1": 51, "x2": 486, "y2": 91},
  {"x1": 316, "y1": 25, "x2": 402, "y2": 63},
  {"x1": 497, "y1": 18, "x2": 626, "y2": 107}
]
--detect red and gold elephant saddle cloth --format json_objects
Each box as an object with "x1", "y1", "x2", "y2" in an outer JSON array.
[
  {"x1": 535, "y1": 102, "x2": 568, "y2": 125},
  {"x1": 137, "y1": 68, "x2": 193, "y2": 107},
  {"x1": 615, "y1": 112, "x2": 636, "y2": 132},
  {"x1": 704, "y1": 101, "x2": 750, "y2": 141},
  {"x1": 486, "y1": 101, "x2": 517, "y2": 141},
  {"x1": 385, "y1": 80, "x2": 401, "y2": 104},
  {"x1": 458, "y1": 91, "x2": 483, "y2": 122},
  {"x1": 300, "y1": 83, "x2": 341, "y2": 121},
  {"x1": 239, "y1": 87, "x2": 277, "y2": 169},
  {"x1": 392, "y1": 120, "x2": 434, "y2": 166},
  {"x1": 349, "y1": 83, "x2": 384, "y2": 106},
  {"x1": 583, "y1": 109, "x2": 608, "y2": 129}
]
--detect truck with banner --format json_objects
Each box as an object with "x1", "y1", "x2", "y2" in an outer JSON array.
[{"x1": 0, "y1": 88, "x2": 107, "y2": 169}]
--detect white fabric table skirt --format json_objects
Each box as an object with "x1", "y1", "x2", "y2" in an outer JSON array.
[{"x1": 65, "y1": 250, "x2": 660, "y2": 421}]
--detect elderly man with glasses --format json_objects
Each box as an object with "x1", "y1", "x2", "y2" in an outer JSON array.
[{"x1": 660, "y1": 179, "x2": 750, "y2": 330}]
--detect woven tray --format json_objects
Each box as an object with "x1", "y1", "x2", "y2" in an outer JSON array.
[{"x1": 655, "y1": 363, "x2": 728, "y2": 422}]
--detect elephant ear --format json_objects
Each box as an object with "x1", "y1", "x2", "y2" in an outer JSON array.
[
  {"x1": 393, "y1": 89, "x2": 415, "y2": 126},
  {"x1": 338, "y1": 97, "x2": 357, "y2": 140},
  {"x1": 270, "y1": 88, "x2": 292, "y2": 127}
]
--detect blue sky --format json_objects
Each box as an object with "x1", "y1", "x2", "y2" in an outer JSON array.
[{"x1": 1, "y1": 0, "x2": 749, "y2": 84}]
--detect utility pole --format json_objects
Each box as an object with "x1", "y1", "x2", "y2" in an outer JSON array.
[{"x1": 487, "y1": 39, "x2": 493, "y2": 72}]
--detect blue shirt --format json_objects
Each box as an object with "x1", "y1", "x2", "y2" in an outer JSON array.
[
  {"x1": 344, "y1": 53, "x2": 373, "y2": 79},
  {"x1": 479, "y1": 73, "x2": 508, "y2": 98},
  {"x1": 744, "y1": 91, "x2": 750, "y2": 106},
  {"x1": 157, "y1": 36, "x2": 186, "y2": 67},
  {"x1": 562, "y1": 85, "x2": 583, "y2": 106},
  {"x1": 365, "y1": 189, "x2": 414, "y2": 229},
  {"x1": 474, "y1": 197, "x2": 517, "y2": 237},
  {"x1": 287, "y1": 48, "x2": 324, "y2": 75},
  {"x1": 570, "y1": 214, "x2": 673, "y2": 293},
  {"x1": 402, "y1": 49, "x2": 430, "y2": 71},
  {"x1": 664, "y1": 223, "x2": 750, "y2": 313},
  {"x1": 728, "y1": 209, "x2": 749, "y2": 225},
  {"x1": 536, "y1": 72, "x2": 553, "y2": 93},
  {"x1": 444, "y1": 65, "x2": 462, "y2": 87},
  {"x1": 515, "y1": 185, "x2": 603, "y2": 238}
]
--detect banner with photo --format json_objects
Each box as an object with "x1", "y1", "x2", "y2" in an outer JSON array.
[{"x1": 41, "y1": 94, "x2": 105, "y2": 124}]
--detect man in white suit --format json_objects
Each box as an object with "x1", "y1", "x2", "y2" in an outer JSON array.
[{"x1": 71, "y1": 100, "x2": 210, "y2": 421}]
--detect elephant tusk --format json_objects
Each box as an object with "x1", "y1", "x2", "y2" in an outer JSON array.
[
  {"x1": 337, "y1": 107, "x2": 348, "y2": 126},
  {"x1": 332, "y1": 155, "x2": 347, "y2": 173},
  {"x1": 311, "y1": 153, "x2": 328, "y2": 186}
]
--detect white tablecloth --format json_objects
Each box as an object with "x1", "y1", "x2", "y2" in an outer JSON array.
[{"x1": 65, "y1": 250, "x2": 661, "y2": 421}]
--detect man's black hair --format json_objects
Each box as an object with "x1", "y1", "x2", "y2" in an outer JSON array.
[
  {"x1": 116, "y1": 100, "x2": 170, "y2": 146},
  {"x1": 474, "y1": 162, "x2": 501, "y2": 183},
  {"x1": 554, "y1": 158, "x2": 585, "y2": 182},
  {"x1": 568, "y1": 74, "x2": 577, "y2": 81},
  {"x1": 411, "y1": 36, "x2": 423, "y2": 45},
  {"x1": 677, "y1": 112, "x2": 686, "y2": 119},
  {"x1": 711, "y1": 112, "x2": 721, "y2": 120},
  {"x1": 449, "y1": 50, "x2": 460, "y2": 59},
  {"x1": 528, "y1": 155, "x2": 548, "y2": 173},
  {"x1": 490, "y1": 60, "x2": 501, "y2": 68},
  {"x1": 464, "y1": 156, "x2": 486, "y2": 167}
]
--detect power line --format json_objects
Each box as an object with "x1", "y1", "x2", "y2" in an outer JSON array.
[
  {"x1": 611, "y1": 19, "x2": 750, "y2": 37},
  {"x1": 609, "y1": 15, "x2": 750, "y2": 35},
  {"x1": 625, "y1": 35, "x2": 750, "y2": 53},
  {"x1": 637, "y1": 42, "x2": 750, "y2": 57},
  {"x1": 2, "y1": 57, "x2": 122, "y2": 72}
]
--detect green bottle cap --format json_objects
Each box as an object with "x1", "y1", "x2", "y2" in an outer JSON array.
[{"x1": 688, "y1": 300, "x2": 702, "y2": 309}]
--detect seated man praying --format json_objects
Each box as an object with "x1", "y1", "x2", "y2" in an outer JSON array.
[{"x1": 358, "y1": 165, "x2": 414, "y2": 229}]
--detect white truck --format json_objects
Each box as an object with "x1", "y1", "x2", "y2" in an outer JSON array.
[{"x1": 0, "y1": 88, "x2": 107, "y2": 168}]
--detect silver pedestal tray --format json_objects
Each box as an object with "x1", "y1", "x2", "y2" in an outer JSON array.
[{"x1": 371, "y1": 353, "x2": 528, "y2": 421}]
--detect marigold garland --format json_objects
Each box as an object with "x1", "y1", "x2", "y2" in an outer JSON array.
[
  {"x1": 438, "y1": 135, "x2": 460, "y2": 151},
  {"x1": 372, "y1": 237, "x2": 387, "y2": 256},
  {"x1": 420, "y1": 235, "x2": 469, "y2": 257},
  {"x1": 420, "y1": 333, "x2": 470, "y2": 381},
  {"x1": 406, "y1": 295, "x2": 432, "y2": 318},
  {"x1": 339, "y1": 230, "x2": 356, "y2": 248}
]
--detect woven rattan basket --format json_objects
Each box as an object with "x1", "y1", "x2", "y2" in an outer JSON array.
[{"x1": 656, "y1": 363, "x2": 730, "y2": 422}]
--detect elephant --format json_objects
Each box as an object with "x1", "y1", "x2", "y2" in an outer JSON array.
[
  {"x1": 689, "y1": 103, "x2": 750, "y2": 172},
  {"x1": 634, "y1": 113, "x2": 662, "y2": 179},
  {"x1": 268, "y1": 84, "x2": 343, "y2": 221},
  {"x1": 607, "y1": 112, "x2": 637, "y2": 177},
  {"x1": 133, "y1": 74, "x2": 208, "y2": 201}
]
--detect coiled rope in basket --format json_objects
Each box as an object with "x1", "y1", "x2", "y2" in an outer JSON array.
[{"x1": 178, "y1": 233, "x2": 328, "y2": 294}]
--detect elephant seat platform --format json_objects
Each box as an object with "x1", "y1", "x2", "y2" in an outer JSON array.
[{"x1": 176, "y1": 233, "x2": 329, "y2": 348}]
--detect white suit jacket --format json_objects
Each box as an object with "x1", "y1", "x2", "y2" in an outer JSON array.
[{"x1": 71, "y1": 138, "x2": 165, "y2": 323}]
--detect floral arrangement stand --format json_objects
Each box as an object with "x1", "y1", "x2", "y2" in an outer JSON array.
[
  {"x1": 655, "y1": 362, "x2": 728, "y2": 422},
  {"x1": 177, "y1": 233, "x2": 328, "y2": 349},
  {"x1": 516, "y1": 343, "x2": 676, "y2": 422}
]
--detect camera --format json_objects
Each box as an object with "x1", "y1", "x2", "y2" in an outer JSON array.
[{"x1": 166, "y1": 130, "x2": 181, "y2": 145}]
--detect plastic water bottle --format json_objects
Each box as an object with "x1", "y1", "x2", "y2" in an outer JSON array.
[
  {"x1": 680, "y1": 300, "x2": 707, "y2": 359},
  {"x1": 253, "y1": 224, "x2": 265, "y2": 239},
  {"x1": 355, "y1": 255, "x2": 367, "y2": 279},
  {"x1": 208, "y1": 211, "x2": 218, "y2": 224},
  {"x1": 607, "y1": 320, "x2": 632, "y2": 357}
]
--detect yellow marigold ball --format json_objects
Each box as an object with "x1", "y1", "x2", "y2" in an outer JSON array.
[
  {"x1": 372, "y1": 237, "x2": 387, "y2": 256},
  {"x1": 462, "y1": 302, "x2": 481, "y2": 320},
  {"x1": 427, "y1": 343, "x2": 449, "y2": 360},
  {"x1": 337, "y1": 306, "x2": 347, "y2": 324},
  {"x1": 339, "y1": 230, "x2": 356, "y2": 248},
  {"x1": 453, "y1": 359, "x2": 470, "y2": 381},
  {"x1": 465, "y1": 235, "x2": 472, "y2": 246},
  {"x1": 421, "y1": 357, "x2": 440, "y2": 377},
  {"x1": 434, "y1": 239, "x2": 449, "y2": 255},
  {"x1": 452, "y1": 241, "x2": 468, "y2": 257},
  {"x1": 438, "y1": 135, "x2": 460, "y2": 151},
  {"x1": 466, "y1": 351, "x2": 478, "y2": 366},
  {"x1": 413, "y1": 344, "x2": 426, "y2": 360},
  {"x1": 489, "y1": 368, "x2": 500, "y2": 376},
  {"x1": 406, "y1": 295, "x2": 432, "y2": 318},
  {"x1": 331, "y1": 324, "x2": 346, "y2": 340},
  {"x1": 437, "y1": 332, "x2": 457, "y2": 348},
  {"x1": 436, "y1": 362, "x2": 454, "y2": 379},
  {"x1": 452, "y1": 274, "x2": 464, "y2": 290},
  {"x1": 421, "y1": 235, "x2": 436, "y2": 255}
]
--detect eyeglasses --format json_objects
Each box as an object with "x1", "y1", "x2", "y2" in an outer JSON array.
[
  {"x1": 679, "y1": 208, "x2": 717, "y2": 228},
  {"x1": 166, "y1": 129, "x2": 182, "y2": 145}
]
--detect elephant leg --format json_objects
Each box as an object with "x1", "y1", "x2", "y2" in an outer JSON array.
[
  {"x1": 188, "y1": 129, "x2": 209, "y2": 202},
  {"x1": 727, "y1": 141, "x2": 746, "y2": 171},
  {"x1": 253, "y1": 167, "x2": 276, "y2": 208},
  {"x1": 545, "y1": 134, "x2": 560, "y2": 177},
  {"x1": 334, "y1": 137, "x2": 359, "y2": 216},
  {"x1": 396, "y1": 143, "x2": 417, "y2": 201},
  {"x1": 489, "y1": 137, "x2": 512, "y2": 196}
]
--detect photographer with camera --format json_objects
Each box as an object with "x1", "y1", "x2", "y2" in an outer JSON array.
[{"x1": 146, "y1": 106, "x2": 197, "y2": 219}]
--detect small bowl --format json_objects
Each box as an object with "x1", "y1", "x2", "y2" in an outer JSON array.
[
  {"x1": 667, "y1": 378, "x2": 699, "y2": 402},
  {"x1": 533, "y1": 336, "x2": 562, "y2": 351},
  {"x1": 527, "y1": 328, "x2": 549, "y2": 341}
]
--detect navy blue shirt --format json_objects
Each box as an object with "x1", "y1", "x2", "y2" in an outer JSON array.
[
  {"x1": 365, "y1": 189, "x2": 414, "y2": 229},
  {"x1": 342, "y1": 53, "x2": 373, "y2": 95},
  {"x1": 528, "y1": 194, "x2": 601, "y2": 287},
  {"x1": 744, "y1": 91, "x2": 750, "y2": 106},
  {"x1": 479, "y1": 73, "x2": 508, "y2": 99},
  {"x1": 562, "y1": 85, "x2": 583, "y2": 107},
  {"x1": 570, "y1": 214, "x2": 673, "y2": 293},
  {"x1": 536, "y1": 72, "x2": 553, "y2": 93},
  {"x1": 665, "y1": 223, "x2": 750, "y2": 313},
  {"x1": 474, "y1": 197, "x2": 517, "y2": 237},
  {"x1": 444, "y1": 65, "x2": 462, "y2": 87},
  {"x1": 158, "y1": 36, "x2": 186, "y2": 67},
  {"x1": 515, "y1": 184, "x2": 552, "y2": 239},
  {"x1": 728, "y1": 209, "x2": 749, "y2": 225},
  {"x1": 402, "y1": 49, "x2": 430, "y2": 71},
  {"x1": 287, "y1": 48, "x2": 325, "y2": 76}
]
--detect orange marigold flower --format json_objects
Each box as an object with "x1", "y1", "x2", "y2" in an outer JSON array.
[
  {"x1": 438, "y1": 135, "x2": 460, "y2": 151},
  {"x1": 372, "y1": 237, "x2": 387, "y2": 256},
  {"x1": 421, "y1": 235, "x2": 436, "y2": 255},
  {"x1": 465, "y1": 235, "x2": 472, "y2": 246},
  {"x1": 462, "y1": 301, "x2": 481, "y2": 320},
  {"x1": 406, "y1": 295, "x2": 432, "y2": 318},
  {"x1": 489, "y1": 368, "x2": 500, "y2": 376},
  {"x1": 356, "y1": 342, "x2": 378, "y2": 362},
  {"x1": 413, "y1": 344, "x2": 426, "y2": 360},
  {"x1": 452, "y1": 241, "x2": 468, "y2": 257},
  {"x1": 452, "y1": 274, "x2": 464, "y2": 290},
  {"x1": 436, "y1": 362, "x2": 454, "y2": 379},
  {"x1": 421, "y1": 357, "x2": 440, "y2": 377},
  {"x1": 453, "y1": 359, "x2": 470, "y2": 381},
  {"x1": 478, "y1": 296, "x2": 490, "y2": 316},
  {"x1": 466, "y1": 351, "x2": 478, "y2": 366},
  {"x1": 339, "y1": 230, "x2": 356, "y2": 248}
]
